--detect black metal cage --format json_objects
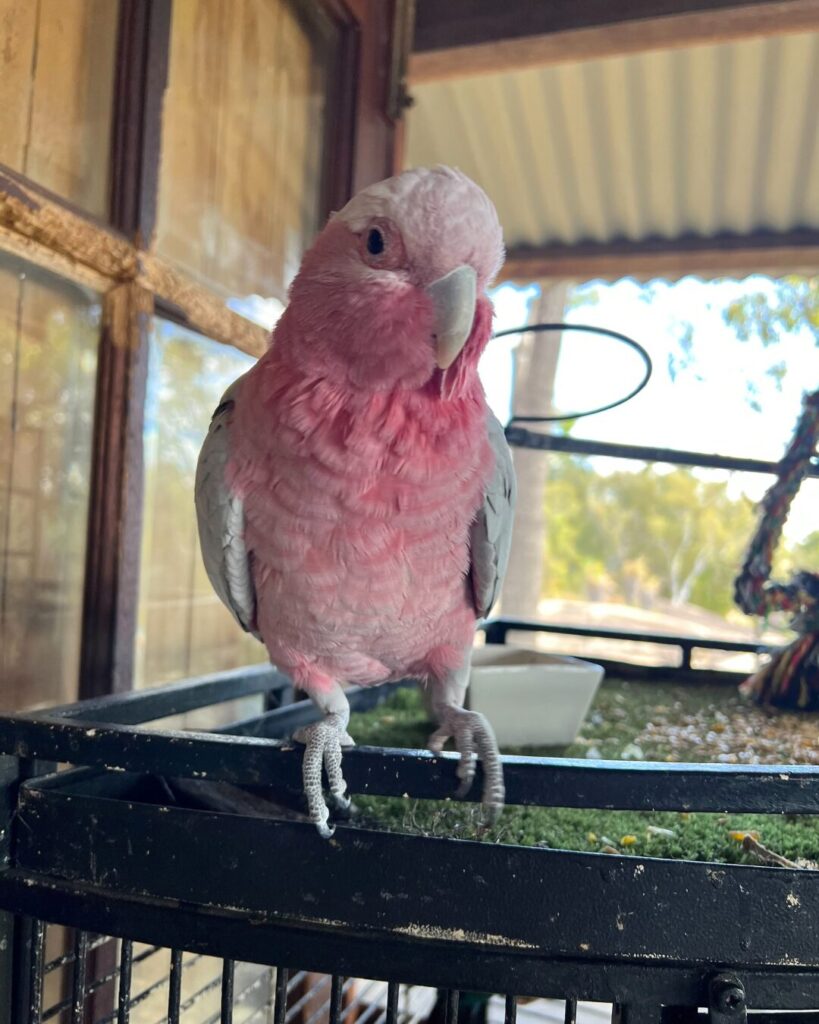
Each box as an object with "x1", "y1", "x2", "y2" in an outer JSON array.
[{"x1": 0, "y1": 622, "x2": 818, "y2": 1024}]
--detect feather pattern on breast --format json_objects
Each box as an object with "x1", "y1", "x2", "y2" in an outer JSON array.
[{"x1": 227, "y1": 300, "x2": 496, "y2": 692}]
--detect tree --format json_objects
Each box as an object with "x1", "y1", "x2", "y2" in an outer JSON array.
[
  {"x1": 722, "y1": 276, "x2": 818, "y2": 408},
  {"x1": 500, "y1": 281, "x2": 569, "y2": 619},
  {"x1": 724, "y1": 277, "x2": 819, "y2": 349},
  {"x1": 791, "y1": 531, "x2": 819, "y2": 572},
  {"x1": 541, "y1": 459, "x2": 758, "y2": 617}
]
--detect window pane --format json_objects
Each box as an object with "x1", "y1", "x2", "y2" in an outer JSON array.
[
  {"x1": 0, "y1": 253, "x2": 100, "y2": 711},
  {"x1": 155, "y1": 0, "x2": 332, "y2": 308},
  {"x1": 0, "y1": 0, "x2": 118, "y2": 217},
  {"x1": 137, "y1": 319, "x2": 263, "y2": 688}
]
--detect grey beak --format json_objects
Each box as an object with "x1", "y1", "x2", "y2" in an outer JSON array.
[{"x1": 425, "y1": 265, "x2": 477, "y2": 370}]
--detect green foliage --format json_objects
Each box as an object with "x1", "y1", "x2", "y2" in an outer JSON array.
[
  {"x1": 542, "y1": 458, "x2": 756, "y2": 614},
  {"x1": 792, "y1": 531, "x2": 819, "y2": 571},
  {"x1": 566, "y1": 283, "x2": 600, "y2": 310},
  {"x1": 646, "y1": 276, "x2": 817, "y2": 408},
  {"x1": 723, "y1": 276, "x2": 819, "y2": 349},
  {"x1": 146, "y1": 332, "x2": 248, "y2": 472}
]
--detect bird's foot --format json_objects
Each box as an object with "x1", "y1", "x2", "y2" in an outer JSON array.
[
  {"x1": 427, "y1": 706, "x2": 505, "y2": 824},
  {"x1": 293, "y1": 715, "x2": 355, "y2": 838}
]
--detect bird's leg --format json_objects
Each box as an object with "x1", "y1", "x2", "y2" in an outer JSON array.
[
  {"x1": 292, "y1": 682, "x2": 354, "y2": 838},
  {"x1": 425, "y1": 650, "x2": 505, "y2": 823}
]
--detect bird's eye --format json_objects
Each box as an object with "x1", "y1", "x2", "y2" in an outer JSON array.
[
  {"x1": 359, "y1": 220, "x2": 404, "y2": 269},
  {"x1": 366, "y1": 228, "x2": 385, "y2": 256}
]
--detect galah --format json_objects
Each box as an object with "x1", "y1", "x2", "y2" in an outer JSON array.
[{"x1": 195, "y1": 166, "x2": 516, "y2": 836}]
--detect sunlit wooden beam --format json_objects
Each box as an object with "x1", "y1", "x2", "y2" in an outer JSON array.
[
  {"x1": 410, "y1": 0, "x2": 819, "y2": 82},
  {"x1": 0, "y1": 166, "x2": 269, "y2": 358}
]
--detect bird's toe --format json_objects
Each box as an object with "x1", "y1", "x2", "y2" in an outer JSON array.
[
  {"x1": 296, "y1": 717, "x2": 350, "y2": 838},
  {"x1": 435, "y1": 707, "x2": 505, "y2": 819}
]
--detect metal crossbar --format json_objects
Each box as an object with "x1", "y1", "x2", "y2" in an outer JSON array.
[{"x1": 503, "y1": 427, "x2": 819, "y2": 479}]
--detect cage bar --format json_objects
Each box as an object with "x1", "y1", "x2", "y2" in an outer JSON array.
[
  {"x1": 167, "y1": 949, "x2": 183, "y2": 1024},
  {"x1": 505, "y1": 994, "x2": 518, "y2": 1024},
  {"x1": 221, "y1": 959, "x2": 234, "y2": 1024},
  {"x1": 330, "y1": 975, "x2": 344, "y2": 1024},
  {"x1": 117, "y1": 940, "x2": 133, "y2": 1024},
  {"x1": 444, "y1": 990, "x2": 460, "y2": 1024},
  {"x1": 275, "y1": 967, "x2": 290, "y2": 1024},
  {"x1": 386, "y1": 983, "x2": 400, "y2": 1024},
  {"x1": 27, "y1": 920, "x2": 44, "y2": 1024},
  {"x1": 69, "y1": 930, "x2": 88, "y2": 1024}
]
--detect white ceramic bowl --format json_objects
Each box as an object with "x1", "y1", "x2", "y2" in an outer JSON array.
[{"x1": 468, "y1": 645, "x2": 604, "y2": 747}]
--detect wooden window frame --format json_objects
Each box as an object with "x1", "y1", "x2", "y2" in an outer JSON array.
[{"x1": 0, "y1": 0, "x2": 408, "y2": 703}]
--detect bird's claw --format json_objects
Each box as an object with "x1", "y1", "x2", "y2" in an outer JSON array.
[
  {"x1": 428, "y1": 707, "x2": 505, "y2": 823},
  {"x1": 293, "y1": 715, "x2": 354, "y2": 838}
]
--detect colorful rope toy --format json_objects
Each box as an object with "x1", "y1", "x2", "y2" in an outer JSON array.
[{"x1": 734, "y1": 389, "x2": 819, "y2": 708}]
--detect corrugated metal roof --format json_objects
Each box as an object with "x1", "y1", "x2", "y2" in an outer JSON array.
[{"x1": 405, "y1": 32, "x2": 819, "y2": 253}]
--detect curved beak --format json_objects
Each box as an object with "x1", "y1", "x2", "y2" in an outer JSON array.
[{"x1": 425, "y1": 265, "x2": 477, "y2": 369}]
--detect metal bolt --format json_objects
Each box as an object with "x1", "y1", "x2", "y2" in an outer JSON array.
[
  {"x1": 708, "y1": 974, "x2": 747, "y2": 1024},
  {"x1": 716, "y1": 986, "x2": 743, "y2": 1011}
]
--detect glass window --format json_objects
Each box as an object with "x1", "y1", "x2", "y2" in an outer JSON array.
[
  {"x1": 155, "y1": 0, "x2": 334, "y2": 313},
  {"x1": 136, "y1": 319, "x2": 263, "y2": 688},
  {"x1": 0, "y1": 253, "x2": 100, "y2": 711},
  {"x1": 0, "y1": 0, "x2": 119, "y2": 217}
]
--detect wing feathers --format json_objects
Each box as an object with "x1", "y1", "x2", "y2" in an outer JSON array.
[
  {"x1": 469, "y1": 411, "x2": 516, "y2": 618},
  {"x1": 195, "y1": 374, "x2": 259, "y2": 636}
]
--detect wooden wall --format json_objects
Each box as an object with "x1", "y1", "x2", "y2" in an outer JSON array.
[
  {"x1": 0, "y1": 0, "x2": 118, "y2": 216},
  {"x1": 154, "y1": 0, "x2": 329, "y2": 302},
  {"x1": 0, "y1": 254, "x2": 100, "y2": 711}
]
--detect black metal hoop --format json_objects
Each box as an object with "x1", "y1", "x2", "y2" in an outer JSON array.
[{"x1": 492, "y1": 322, "x2": 653, "y2": 422}]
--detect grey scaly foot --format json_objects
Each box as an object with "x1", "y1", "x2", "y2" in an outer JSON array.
[
  {"x1": 293, "y1": 714, "x2": 354, "y2": 838},
  {"x1": 428, "y1": 706, "x2": 505, "y2": 824}
]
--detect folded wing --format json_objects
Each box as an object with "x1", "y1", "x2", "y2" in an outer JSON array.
[
  {"x1": 194, "y1": 374, "x2": 258, "y2": 637},
  {"x1": 469, "y1": 411, "x2": 516, "y2": 618}
]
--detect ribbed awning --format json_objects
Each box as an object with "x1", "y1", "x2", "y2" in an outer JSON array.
[{"x1": 405, "y1": 28, "x2": 819, "y2": 280}]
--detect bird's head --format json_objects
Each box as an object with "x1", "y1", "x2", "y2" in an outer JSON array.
[{"x1": 280, "y1": 166, "x2": 504, "y2": 396}]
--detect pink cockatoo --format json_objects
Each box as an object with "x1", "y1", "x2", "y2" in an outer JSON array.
[{"x1": 195, "y1": 166, "x2": 515, "y2": 836}]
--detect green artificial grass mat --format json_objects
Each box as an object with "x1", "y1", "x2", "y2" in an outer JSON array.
[{"x1": 346, "y1": 681, "x2": 819, "y2": 864}]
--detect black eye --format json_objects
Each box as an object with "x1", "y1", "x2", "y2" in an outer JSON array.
[{"x1": 366, "y1": 228, "x2": 385, "y2": 256}]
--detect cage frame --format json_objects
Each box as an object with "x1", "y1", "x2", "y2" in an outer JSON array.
[{"x1": 0, "y1": 622, "x2": 817, "y2": 1023}]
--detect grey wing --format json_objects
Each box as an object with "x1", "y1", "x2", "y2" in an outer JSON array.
[
  {"x1": 194, "y1": 373, "x2": 259, "y2": 637},
  {"x1": 469, "y1": 411, "x2": 516, "y2": 618}
]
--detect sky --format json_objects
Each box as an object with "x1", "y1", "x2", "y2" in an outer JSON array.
[{"x1": 483, "y1": 277, "x2": 819, "y2": 543}]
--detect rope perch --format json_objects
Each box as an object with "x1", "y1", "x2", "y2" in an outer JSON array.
[{"x1": 734, "y1": 389, "x2": 819, "y2": 708}]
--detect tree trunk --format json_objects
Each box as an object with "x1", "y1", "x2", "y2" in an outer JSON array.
[{"x1": 499, "y1": 281, "x2": 570, "y2": 621}]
